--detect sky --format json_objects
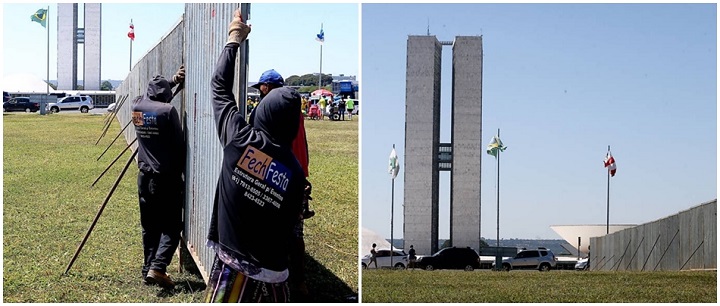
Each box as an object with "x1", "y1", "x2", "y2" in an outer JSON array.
[
  {"x1": 361, "y1": 3, "x2": 717, "y2": 241},
  {"x1": 1, "y1": 2, "x2": 358, "y2": 83}
]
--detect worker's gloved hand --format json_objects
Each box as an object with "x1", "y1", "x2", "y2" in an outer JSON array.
[
  {"x1": 172, "y1": 65, "x2": 185, "y2": 85},
  {"x1": 227, "y1": 9, "x2": 250, "y2": 45}
]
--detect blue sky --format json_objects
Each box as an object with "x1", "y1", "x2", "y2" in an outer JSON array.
[
  {"x1": 2, "y1": 3, "x2": 358, "y2": 82},
  {"x1": 361, "y1": 3, "x2": 717, "y2": 240}
]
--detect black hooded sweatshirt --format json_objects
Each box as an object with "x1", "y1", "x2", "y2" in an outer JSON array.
[
  {"x1": 132, "y1": 76, "x2": 185, "y2": 177},
  {"x1": 207, "y1": 43, "x2": 304, "y2": 274}
]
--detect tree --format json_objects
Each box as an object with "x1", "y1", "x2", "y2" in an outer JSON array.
[
  {"x1": 479, "y1": 239, "x2": 489, "y2": 248},
  {"x1": 100, "y1": 80, "x2": 113, "y2": 91},
  {"x1": 76, "y1": 85, "x2": 84, "y2": 90}
]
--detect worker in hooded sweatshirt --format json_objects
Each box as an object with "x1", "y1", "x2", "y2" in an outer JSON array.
[
  {"x1": 132, "y1": 65, "x2": 186, "y2": 289},
  {"x1": 204, "y1": 10, "x2": 306, "y2": 303}
]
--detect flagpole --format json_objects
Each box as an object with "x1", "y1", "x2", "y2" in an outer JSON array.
[
  {"x1": 129, "y1": 19, "x2": 133, "y2": 71},
  {"x1": 390, "y1": 144, "x2": 395, "y2": 268},
  {"x1": 495, "y1": 128, "x2": 501, "y2": 270},
  {"x1": 45, "y1": 6, "x2": 50, "y2": 115},
  {"x1": 606, "y1": 145, "x2": 610, "y2": 234},
  {"x1": 318, "y1": 23, "x2": 323, "y2": 91}
]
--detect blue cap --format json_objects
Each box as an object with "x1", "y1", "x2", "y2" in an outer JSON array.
[{"x1": 251, "y1": 69, "x2": 284, "y2": 89}]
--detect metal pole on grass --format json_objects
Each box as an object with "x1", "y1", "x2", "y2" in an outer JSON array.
[
  {"x1": 65, "y1": 149, "x2": 138, "y2": 275},
  {"x1": 92, "y1": 138, "x2": 137, "y2": 187},
  {"x1": 97, "y1": 120, "x2": 133, "y2": 161}
]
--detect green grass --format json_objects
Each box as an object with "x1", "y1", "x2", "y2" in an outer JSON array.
[
  {"x1": 3, "y1": 113, "x2": 358, "y2": 302},
  {"x1": 361, "y1": 269, "x2": 717, "y2": 303}
]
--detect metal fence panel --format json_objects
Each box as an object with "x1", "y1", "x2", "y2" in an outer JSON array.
[
  {"x1": 703, "y1": 201, "x2": 717, "y2": 269},
  {"x1": 591, "y1": 201, "x2": 716, "y2": 272},
  {"x1": 183, "y1": 3, "x2": 248, "y2": 282}
]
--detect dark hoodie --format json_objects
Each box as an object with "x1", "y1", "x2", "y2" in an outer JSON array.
[
  {"x1": 132, "y1": 75, "x2": 185, "y2": 176},
  {"x1": 208, "y1": 43, "x2": 304, "y2": 275}
]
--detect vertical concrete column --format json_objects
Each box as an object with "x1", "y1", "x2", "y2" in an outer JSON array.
[
  {"x1": 83, "y1": 3, "x2": 102, "y2": 90},
  {"x1": 57, "y1": 3, "x2": 78, "y2": 90},
  {"x1": 404, "y1": 36, "x2": 442, "y2": 255},
  {"x1": 451, "y1": 36, "x2": 482, "y2": 250}
]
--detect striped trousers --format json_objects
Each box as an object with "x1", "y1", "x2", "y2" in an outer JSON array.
[{"x1": 204, "y1": 255, "x2": 290, "y2": 303}]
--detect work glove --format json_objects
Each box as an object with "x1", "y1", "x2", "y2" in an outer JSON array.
[
  {"x1": 172, "y1": 65, "x2": 185, "y2": 85},
  {"x1": 227, "y1": 9, "x2": 251, "y2": 45}
]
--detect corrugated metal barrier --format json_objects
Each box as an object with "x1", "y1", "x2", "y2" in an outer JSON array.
[
  {"x1": 113, "y1": 3, "x2": 248, "y2": 282},
  {"x1": 590, "y1": 200, "x2": 716, "y2": 271}
]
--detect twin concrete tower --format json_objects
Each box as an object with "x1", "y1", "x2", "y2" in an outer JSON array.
[
  {"x1": 404, "y1": 36, "x2": 483, "y2": 255},
  {"x1": 57, "y1": 3, "x2": 101, "y2": 90}
]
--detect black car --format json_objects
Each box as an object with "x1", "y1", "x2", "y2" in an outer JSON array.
[
  {"x1": 3, "y1": 91, "x2": 10, "y2": 102},
  {"x1": 3, "y1": 97, "x2": 39, "y2": 113},
  {"x1": 415, "y1": 246, "x2": 481, "y2": 271}
]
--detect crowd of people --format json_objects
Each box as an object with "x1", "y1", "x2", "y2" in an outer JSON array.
[{"x1": 251, "y1": 93, "x2": 356, "y2": 121}]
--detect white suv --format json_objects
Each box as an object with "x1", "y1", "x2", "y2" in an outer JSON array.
[
  {"x1": 494, "y1": 248, "x2": 558, "y2": 271},
  {"x1": 47, "y1": 95, "x2": 94, "y2": 113},
  {"x1": 361, "y1": 249, "x2": 409, "y2": 269}
]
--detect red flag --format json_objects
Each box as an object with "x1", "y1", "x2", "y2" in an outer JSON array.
[
  {"x1": 604, "y1": 151, "x2": 616, "y2": 177},
  {"x1": 128, "y1": 22, "x2": 135, "y2": 41}
]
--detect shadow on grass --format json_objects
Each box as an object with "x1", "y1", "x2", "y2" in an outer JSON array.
[
  {"x1": 176, "y1": 238, "x2": 356, "y2": 302},
  {"x1": 157, "y1": 278, "x2": 207, "y2": 298},
  {"x1": 301, "y1": 254, "x2": 358, "y2": 303}
]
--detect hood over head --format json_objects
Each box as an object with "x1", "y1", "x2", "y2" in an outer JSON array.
[
  {"x1": 252, "y1": 86, "x2": 300, "y2": 146},
  {"x1": 146, "y1": 75, "x2": 173, "y2": 102}
]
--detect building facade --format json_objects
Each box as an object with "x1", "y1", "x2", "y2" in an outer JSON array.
[
  {"x1": 57, "y1": 3, "x2": 101, "y2": 90},
  {"x1": 404, "y1": 35, "x2": 483, "y2": 255}
]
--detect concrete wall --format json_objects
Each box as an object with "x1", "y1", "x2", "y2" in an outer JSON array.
[
  {"x1": 404, "y1": 35, "x2": 442, "y2": 255},
  {"x1": 83, "y1": 3, "x2": 102, "y2": 90},
  {"x1": 590, "y1": 200, "x2": 716, "y2": 271},
  {"x1": 450, "y1": 36, "x2": 483, "y2": 250},
  {"x1": 57, "y1": 3, "x2": 77, "y2": 90},
  {"x1": 112, "y1": 3, "x2": 248, "y2": 282}
]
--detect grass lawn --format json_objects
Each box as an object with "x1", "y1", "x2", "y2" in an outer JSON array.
[
  {"x1": 361, "y1": 269, "x2": 717, "y2": 303},
  {"x1": 3, "y1": 113, "x2": 358, "y2": 302}
]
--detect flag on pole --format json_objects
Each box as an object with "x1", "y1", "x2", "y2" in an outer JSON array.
[
  {"x1": 31, "y1": 8, "x2": 48, "y2": 28},
  {"x1": 486, "y1": 135, "x2": 507, "y2": 158},
  {"x1": 604, "y1": 151, "x2": 617, "y2": 177},
  {"x1": 127, "y1": 21, "x2": 135, "y2": 41},
  {"x1": 389, "y1": 147, "x2": 400, "y2": 179},
  {"x1": 315, "y1": 24, "x2": 324, "y2": 44}
]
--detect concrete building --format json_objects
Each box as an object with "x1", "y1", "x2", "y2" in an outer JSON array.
[
  {"x1": 57, "y1": 4, "x2": 78, "y2": 90},
  {"x1": 56, "y1": 3, "x2": 102, "y2": 90},
  {"x1": 83, "y1": 4, "x2": 102, "y2": 91},
  {"x1": 404, "y1": 35, "x2": 483, "y2": 255}
]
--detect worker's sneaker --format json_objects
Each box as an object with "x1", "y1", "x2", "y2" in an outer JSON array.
[{"x1": 145, "y1": 269, "x2": 175, "y2": 289}]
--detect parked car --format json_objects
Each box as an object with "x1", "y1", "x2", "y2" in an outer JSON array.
[
  {"x1": 106, "y1": 102, "x2": 117, "y2": 112},
  {"x1": 3, "y1": 91, "x2": 10, "y2": 103},
  {"x1": 575, "y1": 257, "x2": 589, "y2": 271},
  {"x1": 47, "y1": 95, "x2": 94, "y2": 113},
  {"x1": 493, "y1": 248, "x2": 557, "y2": 271},
  {"x1": 361, "y1": 249, "x2": 409, "y2": 269},
  {"x1": 3, "y1": 97, "x2": 39, "y2": 113},
  {"x1": 415, "y1": 246, "x2": 481, "y2": 271}
]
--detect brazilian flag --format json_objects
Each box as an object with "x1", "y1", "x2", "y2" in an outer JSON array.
[{"x1": 31, "y1": 8, "x2": 47, "y2": 28}]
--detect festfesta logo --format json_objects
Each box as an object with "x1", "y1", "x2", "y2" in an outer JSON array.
[{"x1": 237, "y1": 145, "x2": 291, "y2": 192}]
